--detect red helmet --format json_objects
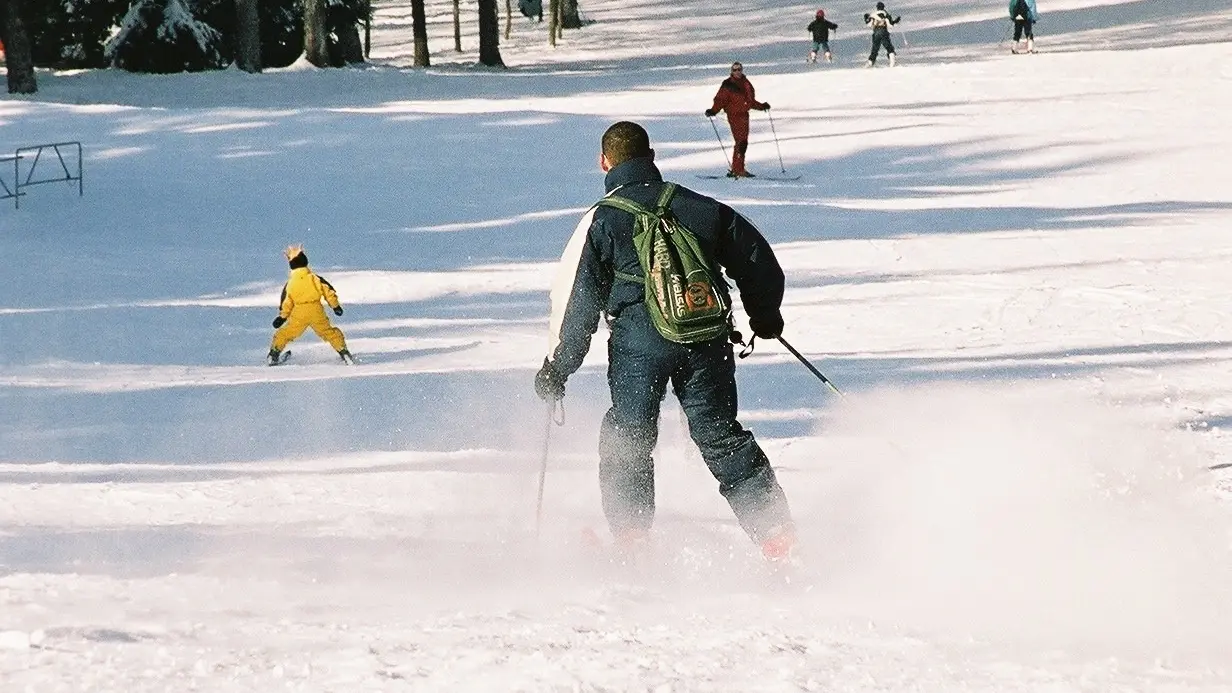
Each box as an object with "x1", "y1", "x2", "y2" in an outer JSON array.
[{"x1": 816, "y1": 9, "x2": 825, "y2": 18}]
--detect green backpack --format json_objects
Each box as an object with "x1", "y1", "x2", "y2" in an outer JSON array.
[{"x1": 597, "y1": 183, "x2": 731, "y2": 344}]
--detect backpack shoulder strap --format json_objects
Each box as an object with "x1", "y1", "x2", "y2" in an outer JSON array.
[
  {"x1": 596, "y1": 194, "x2": 652, "y2": 216},
  {"x1": 596, "y1": 184, "x2": 678, "y2": 285},
  {"x1": 654, "y1": 183, "x2": 677, "y2": 214},
  {"x1": 594, "y1": 193, "x2": 651, "y2": 284}
]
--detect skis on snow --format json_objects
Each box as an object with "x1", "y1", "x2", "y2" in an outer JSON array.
[{"x1": 695, "y1": 174, "x2": 802, "y2": 181}]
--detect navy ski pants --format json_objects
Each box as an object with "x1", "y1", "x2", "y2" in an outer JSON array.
[
  {"x1": 598, "y1": 306, "x2": 792, "y2": 542},
  {"x1": 869, "y1": 28, "x2": 896, "y2": 62}
]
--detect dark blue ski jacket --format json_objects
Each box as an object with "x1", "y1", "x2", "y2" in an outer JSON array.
[{"x1": 546, "y1": 157, "x2": 785, "y2": 377}]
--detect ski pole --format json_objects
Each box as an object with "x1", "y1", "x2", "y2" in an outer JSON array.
[
  {"x1": 777, "y1": 336, "x2": 844, "y2": 397},
  {"x1": 707, "y1": 115, "x2": 731, "y2": 171},
  {"x1": 766, "y1": 109, "x2": 787, "y2": 174},
  {"x1": 534, "y1": 400, "x2": 564, "y2": 540}
]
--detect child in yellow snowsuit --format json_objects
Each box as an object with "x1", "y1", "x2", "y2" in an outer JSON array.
[{"x1": 268, "y1": 245, "x2": 354, "y2": 365}]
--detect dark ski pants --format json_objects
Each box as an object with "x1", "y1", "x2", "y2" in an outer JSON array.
[
  {"x1": 599, "y1": 309, "x2": 792, "y2": 543},
  {"x1": 869, "y1": 29, "x2": 896, "y2": 63},
  {"x1": 1013, "y1": 18, "x2": 1034, "y2": 41}
]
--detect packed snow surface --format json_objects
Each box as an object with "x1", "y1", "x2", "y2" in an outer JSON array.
[{"x1": 2, "y1": 0, "x2": 1232, "y2": 690}]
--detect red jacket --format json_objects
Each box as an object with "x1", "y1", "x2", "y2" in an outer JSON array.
[{"x1": 710, "y1": 76, "x2": 766, "y2": 118}]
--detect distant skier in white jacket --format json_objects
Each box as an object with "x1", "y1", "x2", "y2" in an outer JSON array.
[{"x1": 864, "y1": 2, "x2": 901, "y2": 67}]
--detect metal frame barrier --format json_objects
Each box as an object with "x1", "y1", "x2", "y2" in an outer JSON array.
[
  {"x1": 0, "y1": 154, "x2": 17, "y2": 206},
  {"x1": 5, "y1": 141, "x2": 84, "y2": 209}
]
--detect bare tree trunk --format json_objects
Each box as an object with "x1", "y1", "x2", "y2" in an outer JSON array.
[
  {"x1": 2, "y1": 0, "x2": 37, "y2": 94},
  {"x1": 452, "y1": 0, "x2": 462, "y2": 52},
  {"x1": 504, "y1": 0, "x2": 511, "y2": 40},
  {"x1": 364, "y1": 0, "x2": 372, "y2": 57},
  {"x1": 477, "y1": 0, "x2": 504, "y2": 67},
  {"x1": 547, "y1": 0, "x2": 558, "y2": 46},
  {"x1": 561, "y1": 0, "x2": 581, "y2": 29},
  {"x1": 303, "y1": 0, "x2": 330, "y2": 67},
  {"x1": 235, "y1": 0, "x2": 262, "y2": 73},
  {"x1": 411, "y1": 0, "x2": 430, "y2": 66}
]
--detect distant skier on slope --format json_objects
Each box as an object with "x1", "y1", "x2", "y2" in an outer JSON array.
[
  {"x1": 704, "y1": 61, "x2": 770, "y2": 178},
  {"x1": 519, "y1": 0, "x2": 543, "y2": 23},
  {"x1": 268, "y1": 245, "x2": 354, "y2": 366},
  {"x1": 807, "y1": 9, "x2": 839, "y2": 64},
  {"x1": 863, "y1": 2, "x2": 901, "y2": 67},
  {"x1": 535, "y1": 121, "x2": 797, "y2": 563},
  {"x1": 1010, "y1": 0, "x2": 1039, "y2": 54}
]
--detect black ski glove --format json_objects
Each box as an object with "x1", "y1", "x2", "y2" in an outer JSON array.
[
  {"x1": 761, "y1": 102, "x2": 771, "y2": 110},
  {"x1": 705, "y1": 108, "x2": 718, "y2": 117},
  {"x1": 749, "y1": 311, "x2": 784, "y2": 340},
  {"x1": 272, "y1": 316, "x2": 286, "y2": 328},
  {"x1": 534, "y1": 358, "x2": 566, "y2": 402},
  {"x1": 333, "y1": 306, "x2": 344, "y2": 316}
]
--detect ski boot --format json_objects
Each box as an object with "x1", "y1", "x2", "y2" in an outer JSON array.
[
  {"x1": 613, "y1": 528, "x2": 653, "y2": 568},
  {"x1": 807, "y1": 51, "x2": 817, "y2": 64},
  {"x1": 889, "y1": 53, "x2": 897, "y2": 67},
  {"x1": 338, "y1": 348, "x2": 355, "y2": 365},
  {"x1": 1027, "y1": 38, "x2": 1035, "y2": 54},
  {"x1": 761, "y1": 525, "x2": 797, "y2": 564},
  {"x1": 824, "y1": 51, "x2": 833, "y2": 63},
  {"x1": 267, "y1": 348, "x2": 282, "y2": 366},
  {"x1": 726, "y1": 170, "x2": 738, "y2": 178},
  {"x1": 865, "y1": 59, "x2": 874, "y2": 68}
]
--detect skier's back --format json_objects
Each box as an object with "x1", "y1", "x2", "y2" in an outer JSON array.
[
  {"x1": 864, "y1": 2, "x2": 900, "y2": 67},
  {"x1": 535, "y1": 121, "x2": 797, "y2": 563},
  {"x1": 806, "y1": 9, "x2": 839, "y2": 64},
  {"x1": 268, "y1": 245, "x2": 354, "y2": 365},
  {"x1": 1010, "y1": 0, "x2": 1039, "y2": 54}
]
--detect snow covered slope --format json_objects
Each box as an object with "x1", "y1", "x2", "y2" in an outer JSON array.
[{"x1": 1, "y1": 0, "x2": 1231, "y2": 689}]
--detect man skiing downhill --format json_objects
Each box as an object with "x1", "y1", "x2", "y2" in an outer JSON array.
[
  {"x1": 704, "y1": 62, "x2": 770, "y2": 178},
  {"x1": 807, "y1": 9, "x2": 838, "y2": 63},
  {"x1": 864, "y1": 2, "x2": 901, "y2": 67},
  {"x1": 268, "y1": 245, "x2": 354, "y2": 366},
  {"x1": 534, "y1": 121, "x2": 796, "y2": 563},
  {"x1": 1010, "y1": 0, "x2": 1039, "y2": 54}
]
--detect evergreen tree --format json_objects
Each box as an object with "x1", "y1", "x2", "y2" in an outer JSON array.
[
  {"x1": 259, "y1": 0, "x2": 303, "y2": 68},
  {"x1": 105, "y1": 0, "x2": 227, "y2": 73},
  {"x1": 25, "y1": 0, "x2": 126, "y2": 69}
]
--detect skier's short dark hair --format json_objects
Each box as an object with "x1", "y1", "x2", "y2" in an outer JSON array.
[
  {"x1": 601, "y1": 121, "x2": 652, "y2": 168},
  {"x1": 875, "y1": 2, "x2": 885, "y2": 9}
]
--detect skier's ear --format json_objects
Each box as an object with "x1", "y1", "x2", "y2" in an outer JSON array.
[{"x1": 600, "y1": 152, "x2": 612, "y2": 172}]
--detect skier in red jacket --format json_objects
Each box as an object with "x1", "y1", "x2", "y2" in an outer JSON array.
[{"x1": 705, "y1": 62, "x2": 770, "y2": 178}]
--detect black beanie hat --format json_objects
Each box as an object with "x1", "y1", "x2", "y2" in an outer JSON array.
[{"x1": 285, "y1": 244, "x2": 309, "y2": 269}]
